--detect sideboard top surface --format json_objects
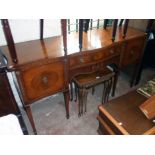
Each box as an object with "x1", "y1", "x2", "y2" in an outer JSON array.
[{"x1": 0, "y1": 27, "x2": 146, "y2": 69}]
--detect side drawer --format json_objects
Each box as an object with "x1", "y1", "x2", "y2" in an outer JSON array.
[
  {"x1": 16, "y1": 61, "x2": 65, "y2": 104},
  {"x1": 121, "y1": 36, "x2": 146, "y2": 67}
]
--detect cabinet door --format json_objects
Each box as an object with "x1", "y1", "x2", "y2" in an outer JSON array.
[
  {"x1": 16, "y1": 60, "x2": 66, "y2": 104},
  {"x1": 121, "y1": 36, "x2": 146, "y2": 67}
]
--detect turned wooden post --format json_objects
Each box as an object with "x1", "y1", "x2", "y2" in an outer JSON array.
[
  {"x1": 112, "y1": 19, "x2": 118, "y2": 42},
  {"x1": 84, "y1": 19, "x2": 90, "y2": 32},
  {"x1": 119, "y1": 19, "x2": 124, "y2": 27},
  {"x1": 40, "y1": 19, "x2": 44, "y2": 40},
  {"x1": 1, "y1": 19, "x2": 18, "y2": 63},
  {"x1": 61, "y1": 19, "x2": 70, "y2": 119},
  {"x1": 123, "y1": 19, "x2": 129, "y2": 38},
  {"x1": 79, "y1": 19, "x2": 84, "y2": 50},
  {"x1": 103, "y1": 19, "x2": 109, "y2": 29},
  {"x1": 61, "y1": 19, "x2": 67, "y2": 56}
]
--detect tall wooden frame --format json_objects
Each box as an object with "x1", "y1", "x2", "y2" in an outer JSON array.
[{"x1": 1, "y1": 19, "x2": 18, "y2": 63}]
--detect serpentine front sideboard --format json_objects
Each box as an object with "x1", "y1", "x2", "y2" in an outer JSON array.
[{"x1": 0, "y1": 26, "x2": 146, "y2": 134}]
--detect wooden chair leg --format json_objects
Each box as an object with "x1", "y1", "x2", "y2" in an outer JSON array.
[
  {"x1": 24, "y1": 105, "x2": 37, "y2": 135},
  {"x1": 63, "y1": 90, "x2": 70, "y2": 119}
]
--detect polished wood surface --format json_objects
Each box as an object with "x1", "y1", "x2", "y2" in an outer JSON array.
[
  {"x1": 0, "y1": 27, "x2": 146, "y2": 69},
  {"x1": 97, "y1": 90, "x2": 155, "y2": 135},
  {"x1": 139, "y1": 94, "x2": 155, "y2": 120},
  {"x1": 16, "y1": 60, "x2": 66, "y2": 104},
  {"x1": 120, "y1": 36, "x2": 145, "y2": 67}
]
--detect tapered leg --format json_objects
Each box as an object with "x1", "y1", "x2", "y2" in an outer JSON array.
[
  {"x1": 70, "y1": 82, "x2": 73, "y2": 101},
  {"x1": 106, "y1": 78, "x2": 113, "y2": 103},
  {"x1": 24, "y1": 106, "x2": 37, "y2": 135},
  {"x1": 102, "y1": 81, "x2": 109, "y2": 104},
  {"x1": 84, "y1": 89, "x2": 89, "y2": 113},
  {"x1": 92, "y1": 86, "x2": 95, "y2": 95},
  {"x1": 130, "y1": 63, "x2": 139, "y2": 87},
  {"x1": 78, "y1": 88, "x2": 82, "y2": 117},
  {"x1": 63, "y1": 90, "x2": 70, "y2": 119},
  {"x1": 135, "y1": 64, "x2": 143, "y2": 85},
  {"x1": 112, "y1": 71, "x2": 119, "y2": 97},
  {"x1": 75, "y1": 85, "x2": 78, "y2": 102}
]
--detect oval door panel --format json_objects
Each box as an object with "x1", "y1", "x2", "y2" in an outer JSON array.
[{"x1": 19, "y1": 61, "x2": 65, "y2": 103}]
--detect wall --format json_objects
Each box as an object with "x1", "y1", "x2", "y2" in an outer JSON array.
[
  {"x1": 0, "y1": 19, "x2": 61, "y2": 46},
  {"x1": 129, "y1": 19, "x2": 149, "y2": 31},
  {"x1": 0, "y1": 19, "x2": 152, "y2": 46}
]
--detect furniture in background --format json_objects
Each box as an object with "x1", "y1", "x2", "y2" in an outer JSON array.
[
  {"x1": 0, "y1": 19, "x2": 147, "y2": 134},
  {"x1": 0, "y1": 49, "x2": 28, "y2": 135},
  {"x1": 97, "y1": 90, "x2": 155, "y2": 135}
]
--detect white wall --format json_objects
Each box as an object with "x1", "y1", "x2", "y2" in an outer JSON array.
[{"x1": 0, "y1": 19, "x2": 61, "y2": 46}]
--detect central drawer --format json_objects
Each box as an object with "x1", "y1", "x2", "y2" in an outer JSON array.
[
  {"x1": 16, "y1": 60, "x2": 65, "y2": 104},
  {"x1": 69, "y1": 44, "x2": 121, "y2": 69}
]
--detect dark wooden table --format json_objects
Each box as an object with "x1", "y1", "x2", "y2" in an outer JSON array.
[{"x1": 97, "y1": 90, "x2": 155, "y2": 135}]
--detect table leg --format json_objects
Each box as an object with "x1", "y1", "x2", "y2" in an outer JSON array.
[
  {"x1": 112, "y1": 71, "x2": 119, "y2": 97},
  {"x1": 78, "y1": 88, "x2": 82, "y2": 117},
  {"x1": 130, "y1": 63, "x2": 139, "y2": 87},
  {"x1": 75, "y1": 85, "x2": 78, "y2": 102},
  {"x1": 63, "y1": 90, "x2": 70, "y2": 119},
  {"x1": 70, "y1": 82, "x2": 73, "y2": 101},
  {"x1": 24, "y1": 105, "x2": 37, "y2": 135},
  {"x1": 92, "y1": 86, "x2": 95, "y2": 95},
  {"x1": 84, "y1": 89, "x2": 89, "y2": 113}
]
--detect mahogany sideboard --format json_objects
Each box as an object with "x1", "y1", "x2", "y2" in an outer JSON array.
[{"x1": 0, "y1": 26, "x2": 146, "y2": 134}]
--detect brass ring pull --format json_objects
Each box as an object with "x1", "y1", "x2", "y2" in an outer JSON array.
[
  {"x1": 42, "y1": 76, "x2": 48, "y2": 84},
  {"x1": 110, "y1": 50, "x2": 114, "y2": 54},
  {"x1": 79, "y1": 58, "x2": 84, "y2": 63}
]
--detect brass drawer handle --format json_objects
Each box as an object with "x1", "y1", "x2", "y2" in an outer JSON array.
[
  {"x1": 79, "y1": 58, "x2": 84, "y2": 63},
  {"x1": 110, "y1": 50, "x2": 114, "y2": 54},
  {"x1": 42, "y1": 76, "x2": 48, "y2": 84}
]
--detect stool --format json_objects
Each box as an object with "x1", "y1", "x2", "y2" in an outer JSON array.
[{"x1": 72, "y1": 66, "x2": 116, "y2": 116}]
